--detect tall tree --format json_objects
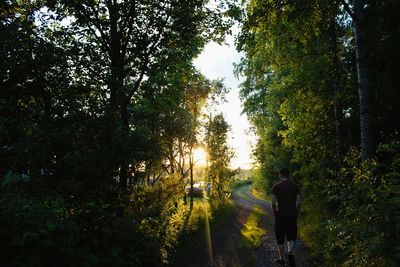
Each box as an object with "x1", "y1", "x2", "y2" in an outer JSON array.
[
  {"x1": 45, "y1": 0, "x2": 224, "y2": 188},
  {"x1": 205, "y1": 113, "x2": 234, "y2": 199},
  {"x1": 341, "y1": 0, "x2": 375, "y2": 159},
  {"x1": 236, "y1": 0, "x2": 400, "y2": 265}
]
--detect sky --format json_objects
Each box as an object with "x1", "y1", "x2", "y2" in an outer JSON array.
[{"x1": 193, "y1": 27, "x2": 257, "y2": 170}]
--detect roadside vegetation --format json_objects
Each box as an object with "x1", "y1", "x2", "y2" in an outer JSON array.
[
  {"x1": 236, "y1": 1, "x2": 400, "y2": 266},
  {"x1": 170, "y1": 196, "x2": 236, "y2": 266},
  {"x1": 240, "y1": 205, "x2": 265, "y2": 248},
  {"x1": 0, "y1": 1, "x2": 238, "y2": 266}
]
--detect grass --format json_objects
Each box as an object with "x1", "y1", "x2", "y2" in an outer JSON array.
[
  {"x1": 235, "y1": 205, "x2": 267, "y2": 266},
  {"x1": 230, "y1": 179, "x2": 252, "y2": 191},
  {"x1": 236, "y1": 190, "x2": 252, "y2": 201},
  {"x1": 230, "y1": 179, "x2": 271, "y2": 202},
  {"x1": 240, "y1": 205, "x2": 266, "y2": 248},
  {"x1": 250, "y1": 186, "x2": 271, "y2": 202},
  {"x1": 169, "y1": 197, "x2": 235, "y2": 266}
]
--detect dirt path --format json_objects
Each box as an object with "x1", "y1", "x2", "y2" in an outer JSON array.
[
  {"x1": 233, "y1": 184, "x2": 312, "y2": 267},
  {"x1": 175, "y1": 184, "x2": 313, "y2": 267}
]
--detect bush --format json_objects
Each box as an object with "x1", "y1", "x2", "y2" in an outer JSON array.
[
  {"x1": 300, "y1": 140, "x2": 400, "y2": 266},
  {"x1": 0, "y1": 172, "x2": 190, "y2": 266}
]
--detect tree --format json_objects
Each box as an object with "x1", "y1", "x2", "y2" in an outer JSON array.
[
  {"x1": 0, "y1": 1, "x2": 233, "y2": 265},
  {"x1": 205, "y1": 113, "x2": 234, "y2": 199},
  {"x1": 133, "y1": 66, "x2": 221, "y2": 205},
  {"x1": 341, "y1": 0, "x2": 375, "y2": 159},
  {"x1": 236, "y1": 0, "x2": 400, "y2": 264},
  {"x1": 42, "y1": 0, "x2": 226, "y2": 189}
]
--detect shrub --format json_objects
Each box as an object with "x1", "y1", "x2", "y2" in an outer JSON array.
[{"x1": 300, "y1": 140, "x2": 400, "y2": 266}]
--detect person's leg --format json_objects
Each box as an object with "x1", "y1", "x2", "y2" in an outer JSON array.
[
  {"x1": 285, "y1": 215, "x2": 297, "y2": 249},
  {"x1": 278, "y1": 244, "x2": 285, "y2": 259},
  {"x1": 287, "y1": 240, "x2": 295, "y2": 253},
  {"x1": 285, "y1": 215, "x2": 298, "y2": 266},
  {"x1": 275, "y1": 215, "x2": 286, "y2": 264}
]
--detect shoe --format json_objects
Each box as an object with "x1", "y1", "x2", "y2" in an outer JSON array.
[
  {"x1": 275, "y1": 258, "x2": 286, "y2": 266},
  {"x1": 287, "y1": 252, "x2": 296, "y2": 267}
]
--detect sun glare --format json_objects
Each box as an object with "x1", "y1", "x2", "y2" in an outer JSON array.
[{"x1": 193, "y1": 147, "x2": 207, "y2": 166}]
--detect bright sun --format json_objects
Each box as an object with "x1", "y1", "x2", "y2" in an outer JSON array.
[{"x1": 193, "y1": 147, "x2": 207, "y2": 166}]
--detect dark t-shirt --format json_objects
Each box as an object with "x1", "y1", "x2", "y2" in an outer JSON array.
[{"x1": 271, "y1": 179, "x2": 300, "y2": 216}]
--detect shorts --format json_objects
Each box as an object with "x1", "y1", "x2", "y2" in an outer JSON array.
[{"x1": 274, "y1": 214, "x2": 297, "y2": 245}]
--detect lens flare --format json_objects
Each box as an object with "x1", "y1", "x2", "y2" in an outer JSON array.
[{"x1": 193, "y1": 147, "x2": 207, "y2": 166}]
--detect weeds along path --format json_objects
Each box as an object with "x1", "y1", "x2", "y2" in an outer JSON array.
[{"x1": 174, "y1": 184, "x2": 313, "y2": 267}]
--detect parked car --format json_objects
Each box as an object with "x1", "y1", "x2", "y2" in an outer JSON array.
[{"x1": 185, "y1": 182, "x2": 204, "y2": 197}]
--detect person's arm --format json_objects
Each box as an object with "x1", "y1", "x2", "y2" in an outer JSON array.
[
  {"x1": 272, "y1": 194, "x2": 278, "y2": 216},
  {"x1": 296, "y1": 194, "x2": 301, "y2": 215}
]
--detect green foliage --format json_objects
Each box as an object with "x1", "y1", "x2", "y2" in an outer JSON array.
[
  {"x1": 0, "y1": 0, "x2": 233, "y2": 265},
  {"x1": 231, "y1": 179, "x2": 252, "y2": 191},
  {"x1": 300, "y1": 142, "x2": 400, "y2": 266},
  {"x1": 240, "y1": 206, "x2": 266, "y2": 248},
  {"x1": 0, "y1": 172, "x2": 196, "y2": 266},
  {"x1": 205, "y1": 114, "x2": 235, "y2": 199},
  {"x1": 170, "y1": 197, "x2": 235, "y2": 266},
  {"x1": 208, "y1": 197, "x2": 235, "y2": 228},
  {"x1": 1, "y1": 178, "x2": 148, "y2": 266},
  {"x1": 236, "y1": 0, "x2": 400, "y2": 265}
]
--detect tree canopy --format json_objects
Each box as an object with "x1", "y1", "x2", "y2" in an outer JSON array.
[{"x1": 0, "y1": 0, "x2": 234, "y2": 265}]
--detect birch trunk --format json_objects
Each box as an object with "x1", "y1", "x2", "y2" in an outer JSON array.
[{"x1": 353, "y1": 0, "x2": 375, "y2": 159}]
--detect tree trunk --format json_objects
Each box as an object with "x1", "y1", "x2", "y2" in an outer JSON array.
[
  {"x1": 119, "y1": 100, "x2": 130, "y2": 189},
  {"x1": 178, "y1": 140, "x2": 188, "y2": 205},
  {"x1": 189, "y1": 146, "x2": 194, "y2": 207},
  {"x1": 108, "y1": 1, "x2": 131, "y2": 188},
  {"x1": 108, "y1": 1, "x2": 122, "y2": 116},
  {"x1": 353, "y1": 0, "x2": 375, "y2": 159},
  {"x1": 169, "y1": 141, "x2": 175, "y2": 173}
]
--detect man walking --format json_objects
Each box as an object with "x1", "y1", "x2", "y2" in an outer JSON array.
[{"x1": 271, "y1": 168, "x2": 301, "y2": 267}]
